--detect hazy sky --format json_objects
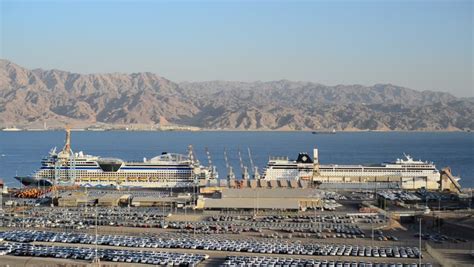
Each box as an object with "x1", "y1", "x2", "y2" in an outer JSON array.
[{"x1": 1, "y1": 0, "x2": 472, "y2": 96}]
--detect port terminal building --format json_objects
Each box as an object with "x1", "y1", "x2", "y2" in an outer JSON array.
[{"x1": 197, "y1": 179, "x2": 323, "y2": 211}]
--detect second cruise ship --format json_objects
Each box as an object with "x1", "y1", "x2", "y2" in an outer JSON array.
[{"x1": 262, "y1": 148, "x2": 455, "y2": 190}]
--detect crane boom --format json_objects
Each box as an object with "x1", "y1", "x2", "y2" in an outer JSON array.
[
  {"x1": 248, "y1": 147, "x2": 255, "y2": 170},
  {"x1": 238, "y1": 148, "x2": 244, "y2": 173},
  {"x1": 224, "y1": 148, "x2": 229, "y2": 169},
  {"x1": 205, "y1": 147, "x2": 212, "y2": 167}
]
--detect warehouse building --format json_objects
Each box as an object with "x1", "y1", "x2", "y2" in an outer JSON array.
[
  {"x1": 197, "y1": 187, "x2": 322, "y2": 211},
  {"x1": 131, "y1": 195, "x2": 191, "y2": 208},
  {"x1": 57, "y1": 192, "x2": 95, "y2": 207},
  {"x1": 199, "y1": 178, "x2": 309, "y2": 195},
  {"x1": 97, "y1": 194, "x2": 130, "y2": 207}
]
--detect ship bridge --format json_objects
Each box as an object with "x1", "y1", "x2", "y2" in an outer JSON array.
[{"x1": 148, "y1": 152, "x2": 189, "y2": 163}]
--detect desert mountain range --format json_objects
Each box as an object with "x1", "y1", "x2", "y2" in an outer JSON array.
[{"x1": 1, "y1": 59, "x2": 472, "y2": 131}]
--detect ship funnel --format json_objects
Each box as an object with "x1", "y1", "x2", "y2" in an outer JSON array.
[{"x1": 313, "y1": 148, "x2": 319, "y2": 164}]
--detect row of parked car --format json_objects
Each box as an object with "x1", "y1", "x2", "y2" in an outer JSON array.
[
  {"x1": 2, "y1": 206, "x2": 170, "y2": 229},
  {"x1": 222, "y1": 256, "x2": 433, "y2": 267},
  {"x1": 0, "y1": 242, "x2": 208, "y2": 266},
  {"x1": 377, "y1": 190, "x2": 421, "y2": 201},
  {"x1": 209, "y1": 214, "x2": 385, "y2": 225},
  {"x1": 169, "y1": 219, "x2": 367, "y2": 237},
  {"x1": 0, "y1": 230, "x2": 419, "y2": 258},
  {"x1": 416, "y1": 233, "x2": 468, "y2": 244},
  {"x1": 318, "y1": 245, "x2": 421, "y2": 258}
]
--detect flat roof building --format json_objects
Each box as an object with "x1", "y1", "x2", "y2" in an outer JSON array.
[{"x1": 199, "y1": 187, "x2": 322, "y2": 211}]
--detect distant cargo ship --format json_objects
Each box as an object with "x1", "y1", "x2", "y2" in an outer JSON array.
[
  {"x1": 262, "y1": 149, "x2": 457, "y2": 190},
  {"x1": 312, "y1": 129, "x2": 336, "y2": 134},
  {"x1": 2, "y1": 127, "x2": 22, "y2": 132},
  {"x1": 15, "y1": 129, "x2": 216, "y2": 188}
]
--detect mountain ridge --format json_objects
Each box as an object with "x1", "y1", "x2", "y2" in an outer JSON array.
[{"x1": 0, "y1": 59, "x2": 472, "y2": 131}]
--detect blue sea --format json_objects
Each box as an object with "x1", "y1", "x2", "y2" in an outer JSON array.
[{"x1": 0, "y1": 131, "x2": 473, "y2": 187}]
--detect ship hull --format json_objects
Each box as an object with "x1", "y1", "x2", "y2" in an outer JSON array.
[
  {"x1": 80, "y1": 181, "x2": 197, "y2": 189},
  {"x1": 15, "y1": 176, "x2": 53, "y2": 187},
  {"x1": 14, "y1": 176, "x2": 198, "y2": 189}
]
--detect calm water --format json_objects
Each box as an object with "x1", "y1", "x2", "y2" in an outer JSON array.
[{"x1": 0, "y1": 131, "x2": 473, "y2": 187}]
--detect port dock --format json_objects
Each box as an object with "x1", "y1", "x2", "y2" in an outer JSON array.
[{"x1": 1, "y1": 179, "x2": 473, "y2": 266}]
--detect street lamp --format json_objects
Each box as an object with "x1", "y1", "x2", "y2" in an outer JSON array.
[{"x1": 418, "y1": 217, "x2": 422, "y2": 267}]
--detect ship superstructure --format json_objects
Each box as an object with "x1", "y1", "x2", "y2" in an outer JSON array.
[
  {"x1": 262, "y1": 148, "x2": 447, "y2": 190},
  {"x1": 15, "y1": 129, "x2": 215, "y2": 188}
]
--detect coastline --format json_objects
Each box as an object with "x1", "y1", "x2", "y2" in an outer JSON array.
[{"x1": 1, "y1": 128, "x2": 472, "y2": 133}]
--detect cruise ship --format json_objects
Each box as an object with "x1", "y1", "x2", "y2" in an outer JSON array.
[
  {"x1": 262, "y1": 148, "x2": 451, "y2": 190},
  {"x1": 15, "y1": 130, "x2": 216, "y2": 188}
]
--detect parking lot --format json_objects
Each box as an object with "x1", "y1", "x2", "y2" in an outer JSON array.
[
  {"x1": 0, "y1": 189, "x2": 457, "y2": 266},
  {"x1": 1, "y1": 207, "x2": 389, "y2": 238},
  {"x1": 0, "y1": 230, "x2": 423, "y2": 258}
]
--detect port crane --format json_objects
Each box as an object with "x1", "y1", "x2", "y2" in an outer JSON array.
[
  {"x1": 247, "y1": 147, "x2": 260, "y2": 179},
  {"x1": 187, "y1": 145, "x2": 201, "y2": 188},
  {"x1": 238, "y1": 148, "x2": 250, "y2": 180},
  {"x1": 54, "y1": 126, "x2": 77, "y2": 188},
  {"x1": 223, "y1": 148, "x2": 235, "y2": 181},
  {"x1": 205, "y1": 147, "x2": 217, "y2": 179}
]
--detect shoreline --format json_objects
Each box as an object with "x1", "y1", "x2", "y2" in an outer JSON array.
[{"x1": 1, "y1": 129, "x2": 472, "y2": 133}]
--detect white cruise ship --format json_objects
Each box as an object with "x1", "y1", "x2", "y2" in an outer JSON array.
[
  {"x1": 262, "y1": 148, "x2": 447, "y2": 190},
  {"x1": 15, "y1": 130, "x2": 215, "y2": 188}
]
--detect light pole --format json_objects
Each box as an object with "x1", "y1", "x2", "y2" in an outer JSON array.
[
  {"x1": 468, "y1": 188, "x2": 474, "y2": 211},
  {"x1": 419, "y1": 217, "x2": 422, "y2": 267},
  {"x1": 193, "y1": 175, "x2": 197, "y2": 238},
  {"x1": 128, "y1": 186, "x2": 131, "y2": 223},
  {"x1": 438, "y1": 197, "x2": 441, "y2": 212},
  {"x1": 371, "y1": 221, "x2": 374, "y2": 247},
  {"x1": 93, "y1": 204, "x2": 100, "y2": 266}
]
